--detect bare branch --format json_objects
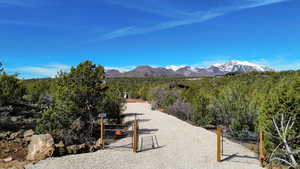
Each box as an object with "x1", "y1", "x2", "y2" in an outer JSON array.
[
  {"x1": 270, "y1": 157, "x2": 293, "y2": 167},
  {"x1": 269, "y1": 143, "x2": 282, "y2": 160},
  {"x1": 273, "y1": 116, "x2": 283, "y2": 139},
  {"x1": 284, "y1": 117, "x2": 292, "y2": 135}
]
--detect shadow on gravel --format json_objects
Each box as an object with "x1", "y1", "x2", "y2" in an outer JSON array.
[
  {"x1": 137, "y1": 119, "x2": 151, "y2": 123},
  {"x1": 139, "y1": 145, "x2": 166, "y2": 153},
  {"x1": 139, "y1": 128, "x2": 159, "y2": 135},
  {"x1": 121, "y1": 113, "x2": 144, "y2": 118},
  {"x1": 105, "y1": 143, "x2": 132, "y2": 151},
  {"x1": 221, "y1": 153, "x2": 259, "y2": 164},
  {"x1": 139, "y1": 135, "x2": 163, "y2": 153}
]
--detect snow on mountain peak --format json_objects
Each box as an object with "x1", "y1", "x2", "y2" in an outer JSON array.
[
  {"x1": 166, "y1": 65, "x2": 186, "y2": 71},
  {"x1": 212, "y1": 60, "x2": 270, "y2": 72}
]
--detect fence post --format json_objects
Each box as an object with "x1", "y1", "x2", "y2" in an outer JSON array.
[
  {"x1": 132, "y1": 120, "x2": 136, "y2": 152},
  {"x1": 217, "y1": 126, "x2": 222, "y2": 162},
  {"x1": 132, "y1": 120, "x2": 139, "y2": 153},
  {"x1": 100, "y1": 118, "x2": 104, "y2": 148},
  {"x1": 132, "y1": 121, "x2": 134, "y2": 149},
  {"x1": 135, "y1": 120, "x2": 139, "y2": 152},
  {"x1": 259, "y1": 129, "x2": 265, "y2": 167}
]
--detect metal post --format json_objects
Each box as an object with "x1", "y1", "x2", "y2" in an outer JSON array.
[
  {"x1": 217, "y1": 127, "x2": 222, "y2": 162},
  {"x1": 259, "y1": 129, "x2": 265, "y2": 167}
]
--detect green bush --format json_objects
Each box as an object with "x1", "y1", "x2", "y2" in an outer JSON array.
[
  {"x1": 259, "y1": 75, "x2": 300, "y2": 157},
  {"x1": 0, "y1": 72, "x2": 25, "y2": 107},
  {"x1": 37, "y1": 61, "x2": 125, "y2": 145}
]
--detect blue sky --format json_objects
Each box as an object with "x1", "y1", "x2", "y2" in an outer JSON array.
[{"x1": 0, "y1": 0, "x2": 300, "y2": 78}]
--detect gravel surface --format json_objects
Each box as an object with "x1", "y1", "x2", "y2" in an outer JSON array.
[{"x1": 25, "y1": 103, "x2": 263, "y2": 169}]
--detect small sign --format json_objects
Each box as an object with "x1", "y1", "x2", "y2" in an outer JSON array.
[{"x1": 98, "y1": 113, "x2": 107, "y2": 118}]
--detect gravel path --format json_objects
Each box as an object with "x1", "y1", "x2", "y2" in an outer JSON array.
[{"x1": 26, "y1": 103, "x2": 263, "y2": 169}]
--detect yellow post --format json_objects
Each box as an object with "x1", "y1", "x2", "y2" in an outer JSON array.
[
  {"x1": 259, "y1": 129, "x2": 265, "y2": 167},
  {"x1": 100, "y1": 119, "x2": 104, "y2": 148},
  {"x1": 217, "y1": 127, "x2": 222, "y2": 162}
]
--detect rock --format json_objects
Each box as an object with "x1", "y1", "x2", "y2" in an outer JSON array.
[
  {"x1": 26, "y1": 134, "x2": 54, "y2": 161},
  {"x1": 95, "y1": 138, "x2": 103, "y2": 149},
  {"x1": 66, "y1": 145, "x2": 78, "y2": 154},
  {"x1": 66, "y1": 144, "x2": 89, "y2": 154},
  {"x1": 0, "y1": 131, "x2": 11, "y2": 140},
  {"x1": 3, "y1": 156, "x2": 13, "y2": 162},
  {"x1": 55, "y1": 141, "x2": 65, "y2": 148},
  {"x1": 10, "y1": 167, "x2": 25, "y2": 169},
  {"x1": 9, "y1": 131, "x2": 23, "y2": 140},
  {"x1": 24, "y1": 129, "x2": 35, "y2": 138},
  {"x1": 3, "y1": 148, "x2": 10, "y2": 153}
]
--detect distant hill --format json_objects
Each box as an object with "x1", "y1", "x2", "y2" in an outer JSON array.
[{"x1": 106, "y1": 60, "x2": 274, "y2": 78}]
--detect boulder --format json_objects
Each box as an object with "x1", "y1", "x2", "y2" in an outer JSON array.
[
  {"x1": 0, "y1": 131, "x2": 11, "y2": 140},
  {"x1": 26, "y1": 134, "x2": 54, "y2": 161},
  {"x1": 24, "y1": 129, "x2": 35, "y2": 138},
  {"x1": 66, "y1": 144, "x2": 89, "y2": 154},
  {"x1": 9, "y1": 131, "x2": 23, "y2": 140},
  {"x1": 3, "y1": 156, "x2": 13, "y2": 162}
]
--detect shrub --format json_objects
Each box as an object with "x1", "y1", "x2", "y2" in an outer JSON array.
[
  {"x1": 259, "y1": 75, "x2": 300, "y2": 159},
  {"x1": 0, "y1": 72, "x2": 25, "y2": 107},
  {"x1": 210, "y1": 83, "x2": 259, "y2": 137},
  {"x1": 37, "y1": 61, "x2": 124, "y2": 145},
  {"x1": 166, "y1": 99, "x2": 193, "y2": 121},
  {"x1": 149, "y1": 87, "x2": 179, "y2": 109},
  {"x1": 191, "y1": 93, "x2": 213, "y2": 126}
]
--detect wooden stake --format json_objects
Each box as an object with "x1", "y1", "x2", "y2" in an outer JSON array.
[
  {"x1": 132, "y1": 120, "x2": 136, "y2": 152},
  {"x1": 135, "y1": 120, "x2": 139, "y2": 152},
  {"x1": 132, "y1": 120, "x2": 139, "y2": 153},
  {"x1": 217, "y1": 127, "x2": 222, "y2": 162},
  {"x1": 100, "y1": 119, "x2": 104, "y2": 148},
  {"x1": 259, "y1": 129, "x2": 265, "y2": 167}
]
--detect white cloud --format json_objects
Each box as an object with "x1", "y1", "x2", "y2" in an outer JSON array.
[
  {"x1": 102, "y1": 11, "x2": 224, "y2": 40},
  {"x1": 7, "y1": 64, "x2": 71, "y2": 78},
  {"x1": 102, "y1": 0, "x2": 290, "y2": 40}
]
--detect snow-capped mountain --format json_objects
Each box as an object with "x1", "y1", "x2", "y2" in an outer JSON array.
[
  {"x1": 211, "y1": 60, "x2": 273, "y2": 73},
  {"x1": 106, "y1": 60, "x2": 273, "y2": 77}
]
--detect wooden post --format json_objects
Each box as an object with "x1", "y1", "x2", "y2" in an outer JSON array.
[
  {"x1": 259, "y1": 129, "x2": 265, "y2": 167},
  {"x1": 132, "y1": 120, "x2": 139, "y2": 153},
  {"x1": 100, "y1": 119, "x2": 104, "y2": 148},
  {"x1": 132, "y1": 120, "x2": 136, "y2": 152},
  {"x1": 135, "y1": 120, "x2": 139, "y2": 152},
  {"x1": 217, "y1": 126, "x2": 222, "y2": 162}
]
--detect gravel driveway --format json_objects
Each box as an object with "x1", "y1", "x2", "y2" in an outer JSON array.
[{"x1": 25, "y1": 103, "x2": 263, "y2": 169}]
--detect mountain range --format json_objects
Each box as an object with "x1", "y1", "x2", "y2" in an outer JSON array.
[{"x1": 106, "y1": 60, "x2": 273, "y2": 78}]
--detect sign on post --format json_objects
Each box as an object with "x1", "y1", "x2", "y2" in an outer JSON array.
[
  {"x1": 98, "y1": 113, "x2": 106, "y2": 149},
  {"x1": 98, "y1": 113, "x2": 107, "y2": 118}
]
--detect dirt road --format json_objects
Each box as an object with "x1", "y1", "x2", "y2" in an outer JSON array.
[{"x1": 26, "y1": 103, "x2": 262, "y2": 169}]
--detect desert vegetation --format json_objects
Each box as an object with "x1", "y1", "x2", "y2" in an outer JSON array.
[
  {"x1": 0, "y1": 61, "x2": 299, "y2": 168},
  {"x1": 0, "y1": 61, "x2": 125, "y2": 167},
  {"x1": 108, "y1": 71, "x2": 300, "y2": 167}
]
